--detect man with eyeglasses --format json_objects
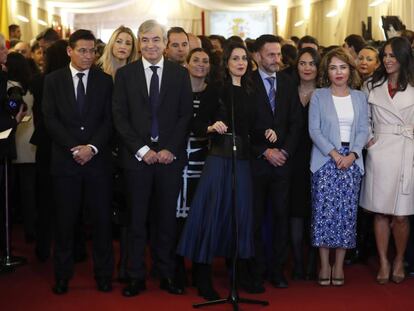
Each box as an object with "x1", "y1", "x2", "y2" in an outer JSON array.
[{"x1": 42, "y1": 29, "x2": 114, "y2": 295}]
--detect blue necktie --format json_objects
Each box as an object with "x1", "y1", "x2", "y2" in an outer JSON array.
[
  {"x1": 76, "y1": 72, "x2": 86, "y2": 114},
  {"x1": 265, "y1": 76, "x2": 276, "y2": 113},
  {"x1": 149, "y1": 66, "x2": 160, "y2": 139}
]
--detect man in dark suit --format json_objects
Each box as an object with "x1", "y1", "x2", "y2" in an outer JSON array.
[
  {"x1": 42, "y1": 30, "x2": 114, "y2": 294},
  {"x1": 112, "y1": 19, "x2": 192, "y2": 297},
  {"x1": 249, "y1": 34, "x2": 303, "y2": 291}
]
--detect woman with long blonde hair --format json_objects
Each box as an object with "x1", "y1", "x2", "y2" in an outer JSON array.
[{"x1": 97, "y1": 26, "x2": 138, "y2": 79}]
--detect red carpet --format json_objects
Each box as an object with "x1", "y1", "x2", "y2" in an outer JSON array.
[{"x1": 1, "y1": 227, "x2": 414, "y2": 311}]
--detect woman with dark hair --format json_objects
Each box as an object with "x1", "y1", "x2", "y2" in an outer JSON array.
[
  {"x1": 309, "y1": 48, "x2": 369, "y2": 286},
  {"x1": 30, "y1": 39, "x2": 70, "y2": 261},
  {"x1": 178, "y1": 43, "x2": 275, "y2": 300},
  {"x1": 6, "y1": 52, "x2": 36, "y2": 242},
  {"x1": 289, "y1": 47, "x2": 320, "y2": 280},
  {"x1": 343, "y1": 34, "x2": 366, "y2": 61},
  {"x1": 360, "y1": 36, "x2": 414, "y2": 285}
]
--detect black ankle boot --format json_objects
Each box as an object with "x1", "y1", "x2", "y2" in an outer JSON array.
[{"x1": 196, "y1": 263, "x2": 220, "y2": 301}]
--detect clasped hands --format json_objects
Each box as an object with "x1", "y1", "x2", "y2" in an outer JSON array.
[
  {"x1": 143, "y1": 149, "x2": 175, "y2": 165},
  {"x1": 330, "y1": 149, "x2": 356, "y2": 170},
  {"x1": 71, "y1": 145, "x2": 94, "y2": 165}
]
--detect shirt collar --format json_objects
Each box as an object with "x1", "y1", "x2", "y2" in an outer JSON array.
[
  {"x1": 69, "y1": 63, "x2": 90, "y2": 78},
  {"x1": 258, "y1": 68, "x2": 276, "y2": 81},
  {"x1": 142, "y1": 56, "x2": 164, "y2": 70}
]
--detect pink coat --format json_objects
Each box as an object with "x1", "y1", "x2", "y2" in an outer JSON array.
[{"x1": 360, "y1": 81, "x2": 414, "y2": 216}]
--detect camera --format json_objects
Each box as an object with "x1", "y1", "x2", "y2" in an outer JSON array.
[{"x1": 4, "y1": 85, "x2": 27, "y2": 117}]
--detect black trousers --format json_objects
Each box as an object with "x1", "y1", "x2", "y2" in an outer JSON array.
[
  {"x1": 53, "y1": 172, "x2": 114, "y2": 280},
  {"x1": 251, "y1": 159, "x2": 291, "y2": 280},
  {"x1": 124, "y1": 159, "x2": 183, "y2": 280}
]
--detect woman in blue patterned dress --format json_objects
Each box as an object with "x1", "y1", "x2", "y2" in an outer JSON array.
[{"x1": 308, "y1": 48, "x2": 369, "y2": 286}]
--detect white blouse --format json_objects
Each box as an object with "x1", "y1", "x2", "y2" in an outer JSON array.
[{"x1": 332, "y1": 95, "x2": 354, "y2": 143}]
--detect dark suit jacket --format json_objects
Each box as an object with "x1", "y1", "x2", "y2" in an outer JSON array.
[
  {"x1": 42, "y1": 66, "x2": 113, "y2": 176},
  {"x1": 251, "y1": 70, "x2": 303, "y2": 160},
  {"x1": 0, "y1": 71, "x2": 17, "y2": 159},
  {"x1": 112, "y1": 58, "x2": 193, "y2": 170}
]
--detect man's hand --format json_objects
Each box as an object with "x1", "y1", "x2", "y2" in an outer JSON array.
[
  {"x1": 264, "y1": 148, "x2": 287, "y2": 167},
  {"x1": 265, "y1": 129, "x2": 277, "y2": 143},
  {"x1": 143, "y1": 149, "x2": 158, "y2": 165},
  {"x1": 70, "y1": 145, "x2": 94, "y2": 165},
  {"x1": 207, "y1": 121, "x2": 228, "y2": 134},
  {"x1": 157, "y1": 149, "x2": 175, "y2": 164}
]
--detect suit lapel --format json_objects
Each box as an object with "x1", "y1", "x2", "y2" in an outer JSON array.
[
  {"x1": 159, "y1": 60, "x2": 172, "y2": 106},
  {"x1": 136, "y1": 60, "x2": 149, "y2": 102},
  {"x1": 63, "y1": 67, "x2": 79, "y2": 117},
  {"x1": 370, "y1": 82, "x2": 404, "y2": 122},
  {"x1": 254, "y1": 71, "x2": 273, "y2": 116},
  {"x1": 84, "y1": 68, "x2": 96, "y2": 117}
]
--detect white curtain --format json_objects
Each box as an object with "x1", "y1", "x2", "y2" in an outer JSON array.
[{"x1": 73, "y1": 0, "x2": 202, "y2": 40}]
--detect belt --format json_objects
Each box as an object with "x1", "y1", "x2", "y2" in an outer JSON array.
[
  {"x1": 375, "y1": 124, "x2": 414, "y2": 139},
  {"x1": 209, "y1": 133, "x2": 250, "y2": 159},
  {"x1": 341, "y1": 142, "x2": 350, "y2": 147}
]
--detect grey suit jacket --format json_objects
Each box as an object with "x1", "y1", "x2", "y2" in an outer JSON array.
[{"x1": 308, "y1": 87, "x2": 369, "y2": 173}]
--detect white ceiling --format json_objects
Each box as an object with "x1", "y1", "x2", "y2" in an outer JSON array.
[{"x1": 43, "y1": 0, "x2": 314, "y2": 14}]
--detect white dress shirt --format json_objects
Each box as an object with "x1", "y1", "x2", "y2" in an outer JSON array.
[{"x1": 135, "y1": 57, "x2": 164, "y2": 161}]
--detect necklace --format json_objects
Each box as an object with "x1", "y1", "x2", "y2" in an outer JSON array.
[{"x1": 298, "y1": 85, "x2": 315, "y2": 105}]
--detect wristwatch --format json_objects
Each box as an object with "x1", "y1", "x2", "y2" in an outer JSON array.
[{"x1": 351, "y1": 151, "x2": 359, "y2": 159}]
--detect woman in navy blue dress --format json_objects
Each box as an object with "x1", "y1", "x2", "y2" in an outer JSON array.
[
  {"x1": 309, "y1": 48, "x2": 369, "y2": 286},
  {"x1": 178, "y1": 42, "x2": 275, "y2": 300}
]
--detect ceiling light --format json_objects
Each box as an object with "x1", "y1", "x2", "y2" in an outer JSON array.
[
  {"x1": 326, "y1": 10, "x2": 338, "y2": 18},
  {"x1": 38, "y1": 19, "x2": 48, "y2": 26},
  {"x1": 16, "y1": 15, "x2": 29, "y2": 23},
  {"x1": 294, "y1": 20, "x2": 304, "y2": 27},
  {"x1": 369, "y1": 0, "x2": 385, "y2": 7}
]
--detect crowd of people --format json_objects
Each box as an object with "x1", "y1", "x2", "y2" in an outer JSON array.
[{"x1": 1, "y1": 20, "x2": 414, "y2": 300}]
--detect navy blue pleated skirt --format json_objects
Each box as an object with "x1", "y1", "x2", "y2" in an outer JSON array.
[{"x1": 177, "y1": 155, "x2": 254, "y2": 263}]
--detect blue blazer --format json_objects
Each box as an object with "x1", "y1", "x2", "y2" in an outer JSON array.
[{"x1": 308, "y1": 87, "x2": 369, "y2": 174}]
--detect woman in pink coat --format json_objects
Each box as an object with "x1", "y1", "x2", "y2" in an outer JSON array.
[{"x1": 360, "y1": 36, "x2": 414, "y2": 284}]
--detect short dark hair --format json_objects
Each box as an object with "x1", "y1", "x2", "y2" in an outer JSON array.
[
  {"x1": 401, "y1": 29, "x2": 414, "y2": 45},
  {"x1": 30, "y1": 41, "x2": 41, "y2": 53},
  {"x1": 297, "y1": 35, "x2": 319, "y2": 50},
  {"x1": 209, "y1": 35, "x2": 226, "y2": 48},
  {"x1": 44, "y1": 40, "x2": 70, "y2": 74},
  {"x1": 282, "y1": 44, "x2": 297, "y2": 67},
  {"x1": 344, "y1": 34, "x2": 366, "y2": 54},
  {"x1": 5, "y1": 52, "x2": 31, "y2": 92},
  {"x1": 68, "y1": 29, "x2": 96, "y2": 48},
  {"x1": 255, "y1": 34, "x2": 282, "y2": 52},
  {"x1": 8, "y1": 24, "x2": 19, "y2": 35},
  {"x1": 36, "y1": 28, "x2": 60, "y2": 43},
  {"x1": 167, "y1": 27, "x2": 188, "y2": 45}
]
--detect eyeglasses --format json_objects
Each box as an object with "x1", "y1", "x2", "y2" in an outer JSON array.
[{"x1": 75, "y1": 48, "x2": 96, "y2": 55}]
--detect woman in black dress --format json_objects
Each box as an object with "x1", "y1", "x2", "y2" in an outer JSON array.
[
  {"x1": 178, "y1": 42, "x2": 276, "y2": 300},
  {"x1": 289, "y1": 47, "x2": 320, "y2": 280}
]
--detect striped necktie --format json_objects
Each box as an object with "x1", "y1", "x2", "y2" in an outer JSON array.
[{"x1": 265, "y1": 76, "x2": 275, "y2": 113}]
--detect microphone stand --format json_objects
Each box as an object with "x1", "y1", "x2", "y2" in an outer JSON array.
[
  {"x1": 193, "y1": 85, "x2": 268, "y2": 310},
  {"x1": 0, "y1": 156, "x2": 27, "y2": 273}
]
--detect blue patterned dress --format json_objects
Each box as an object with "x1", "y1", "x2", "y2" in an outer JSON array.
[{"x1": 311, "y1": 146, "x2": 362, "y2": 249}]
